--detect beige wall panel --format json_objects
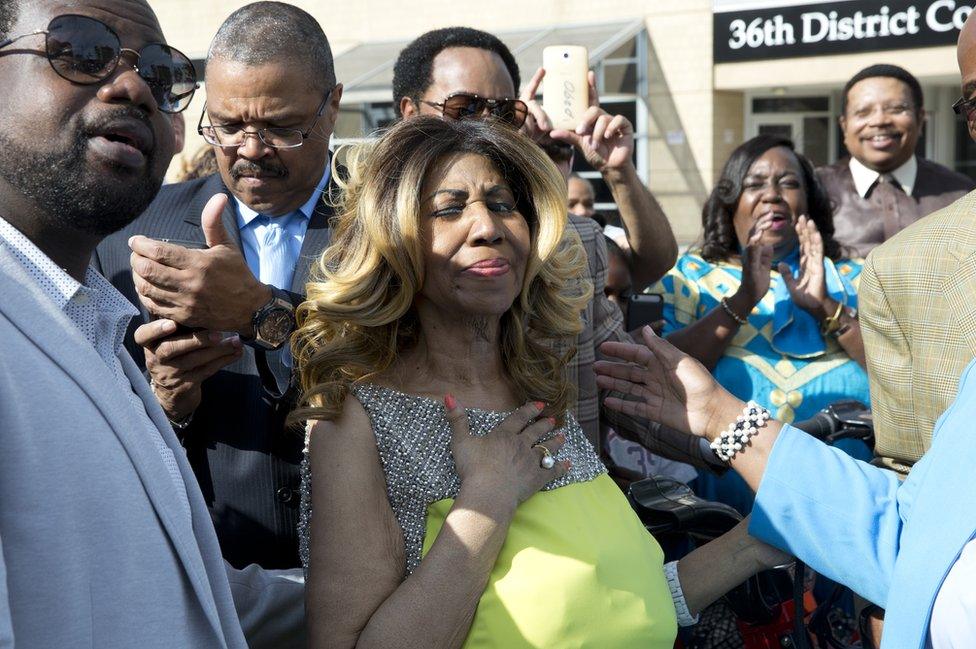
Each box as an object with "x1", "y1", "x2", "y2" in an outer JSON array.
[
  {"x1": 153, "y1": 0, "x2": 644, "y2": 52},
  {"x1": 659, "y1": 195, "x2": 704, "y2": 246},
  {"x1": 711, "y1": 90, "x2": 743, "y2": 183}
]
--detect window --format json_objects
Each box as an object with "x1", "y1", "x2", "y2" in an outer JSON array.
[{"x1": 749, "y1": 95, "x2": 833, "y2": 167}]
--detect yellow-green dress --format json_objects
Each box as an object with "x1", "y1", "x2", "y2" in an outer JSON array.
[{"x1": 300, "y1": 384, "x2": 678, "y2": 648}]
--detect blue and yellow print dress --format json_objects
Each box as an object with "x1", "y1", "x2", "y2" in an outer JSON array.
[{"x1": 651, "y1": 250, "x2": 870, "y2": 426}]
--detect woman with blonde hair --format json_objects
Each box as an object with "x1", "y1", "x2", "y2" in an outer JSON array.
[{"x1": 294, "y1": 116, "x2": 785, "y2": 648}]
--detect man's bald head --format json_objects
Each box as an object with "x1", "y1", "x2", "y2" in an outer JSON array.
[
  {"x1": 207, "y1": 1, "x2": 335, "y2": 92},
  {"x1": 959, "y1": 14, "x2": 976, "y2": 95},
  {"x1": 957, "y1": 14, "x2": 976, "y2": 140}
]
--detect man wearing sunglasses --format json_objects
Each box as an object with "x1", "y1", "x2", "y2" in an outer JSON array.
[
  {"x1": 394, "y1": 27, "x2": 677, "y2": 292},
  {"x1": 94, "y1": 1, "x2": 341, "y2": 574},
  {"x1": 0, "y1": 1, "x2": 302, "y2": 647},
  {"x1": 392, "y1": 27, "x2": 720, "y2": 473}
]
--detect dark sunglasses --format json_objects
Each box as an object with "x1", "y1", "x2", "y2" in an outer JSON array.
[
  {"x1": 953, "y1": 95, "x2": 976, "y2": 123},
  {"x1": 421, "y1": 92, "x2": 528, "y2": 128},
  {"x1": 0, "y1": 14, "x2": 199, "y2": 114},
  {"x1": 541, "y1": 140, "x2": 574, "y2": 164}
]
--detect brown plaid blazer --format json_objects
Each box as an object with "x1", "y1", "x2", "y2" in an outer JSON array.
[
  {"x1": 860, "y1": 189, "x2": 976, "y2": 475},
  {"x1": 565, "y1": 214, "x2": 713, "y2": 467}
]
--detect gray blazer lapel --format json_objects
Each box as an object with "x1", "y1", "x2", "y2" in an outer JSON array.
[
  {"x1": 122, "y1": 356, "x2": 230, "y2": 644},
  {"x1": 291, "y1": 194, "x2": 335, "y2": 294},
  {"x1": 0, "y1": 248, "x2": 225, "y2": 642}
]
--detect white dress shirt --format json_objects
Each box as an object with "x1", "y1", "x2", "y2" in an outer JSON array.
[
  {"x1": 929, "y1": 536, "x2": 976, "y2": 648},
  {"x1": 849, "y1": 155, "x2": 918, "y2": 198},
  {"x1": 0, "y1": 216, "x2": 191, "y2": 522}
]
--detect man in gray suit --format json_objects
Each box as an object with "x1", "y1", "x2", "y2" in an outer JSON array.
[{"x1": 0, "y1": 0, "x2": 303, "y2": 646}]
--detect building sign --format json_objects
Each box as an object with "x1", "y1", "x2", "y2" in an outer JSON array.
[{"x1": 714, "y1": 0, "x2": 972, "y2": 63}]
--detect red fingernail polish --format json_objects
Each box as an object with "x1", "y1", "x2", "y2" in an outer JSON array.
[
  {"x1": 534, "y1": 401, "x2": 545, "y2": 411},
  {"x1": 444, "y1": 394, "x2": 457, "y2": 411},
  {"x1": 547, "y1": 417, "x2": 557, "y2": 426}
]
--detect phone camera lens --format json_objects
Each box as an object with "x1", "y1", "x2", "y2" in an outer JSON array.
[{"x1": 563, "y1": 52, "x2": 569, "y2": 58}]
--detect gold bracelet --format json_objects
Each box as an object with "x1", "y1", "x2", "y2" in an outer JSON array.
[{"x1": 820, "y1": 300, "x2": 845, "y2": 336}]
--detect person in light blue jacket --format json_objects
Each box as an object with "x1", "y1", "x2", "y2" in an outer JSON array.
[{"x1": 594, "y1": 326, "x2": 976, "y2": 649}]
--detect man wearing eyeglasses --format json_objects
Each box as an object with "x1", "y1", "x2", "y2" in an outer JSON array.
[
  {"x1": 0, "y1": 0, "x2": 303, "y2": 647},
  {"x1": 392, "y1": 27, "x2": 720, "y2": 473},
  {"x1": 94, "y1": 1, "x2": 341, "y2": 572},
  {"x1": 818, "y1": 64, "x2": 973, "y2": 259}
]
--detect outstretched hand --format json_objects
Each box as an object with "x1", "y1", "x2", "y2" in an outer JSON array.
[
  {"x1": 594, "y1": 326, "x2": 741, "y2": 440},
  {"x1": 518, "y1": 67, "x2": 553, "y2": 143}
]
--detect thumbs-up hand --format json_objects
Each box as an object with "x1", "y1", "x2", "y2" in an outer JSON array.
[
  {"x1": 200, "y1": 194, "x2": 233, "y2": 248},
  {"x1": 128, "y1": 193, "x2": 271, "y2": 335}
]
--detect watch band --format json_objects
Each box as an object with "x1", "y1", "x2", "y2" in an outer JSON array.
[{"x1": 248, "y1": 286, "x2": 296, "y2": 350}]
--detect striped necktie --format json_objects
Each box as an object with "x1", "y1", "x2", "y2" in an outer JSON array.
[{"x1": 258, "y1": 212, "x2": 297, "y2": 290}]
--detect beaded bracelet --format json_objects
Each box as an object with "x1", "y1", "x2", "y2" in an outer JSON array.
[
  {"x1": 720, "y1": 296, "x2": 748, "y2": 325},
  {"x1": 709, "y1": 400, "x2": 770, "y2": 462}
]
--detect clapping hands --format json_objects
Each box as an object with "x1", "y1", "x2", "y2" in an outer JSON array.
[{"x1": 776, "y1": 215, "x2": 837, "y2": 322}]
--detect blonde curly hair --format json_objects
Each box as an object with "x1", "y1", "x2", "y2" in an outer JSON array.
[{"x1": 292, "y1": 117, "x2": 592, "y2": 423}]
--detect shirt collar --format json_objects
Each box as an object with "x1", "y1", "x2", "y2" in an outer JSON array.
[
  {"x1": 235, "y1": 157, "x2": 332, "y2": 228},
  {"x1": 849, "y1": 155, "x2": 917, "y2": 198},
  {"x1": 0, "y1": 216, "x2": 137, "y2": 352}
]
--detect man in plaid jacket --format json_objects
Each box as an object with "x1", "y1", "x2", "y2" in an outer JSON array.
[{"x1": 860, "y1": 189, "x2": 976, "y2": 475}]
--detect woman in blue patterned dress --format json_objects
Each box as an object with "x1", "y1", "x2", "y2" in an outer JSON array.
[{"x1": 649, "y1": 135, "x2": 870, "y2": 514}]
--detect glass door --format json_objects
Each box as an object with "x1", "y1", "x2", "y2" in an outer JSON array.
[{"x1": 747, "y1": 95, "x2": 834, "y2": 167}]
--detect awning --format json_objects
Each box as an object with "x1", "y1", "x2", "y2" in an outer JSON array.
[{"x1": 335, "y1": 20, "x2": 644, "y2": 104}]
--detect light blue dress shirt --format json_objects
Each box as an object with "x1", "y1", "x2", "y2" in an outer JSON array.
[{"x1": 234, "y1": 162, "x2": 331, "y2": 290}]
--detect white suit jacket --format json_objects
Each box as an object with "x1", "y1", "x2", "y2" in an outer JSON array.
[{"x1": 0, "y1": 243, "x2": 305, "y2": 648}]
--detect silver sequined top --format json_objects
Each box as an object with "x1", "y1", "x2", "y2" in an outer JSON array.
[{"x1": 299, "y1": 384, "x2": 607, "y2": 576}]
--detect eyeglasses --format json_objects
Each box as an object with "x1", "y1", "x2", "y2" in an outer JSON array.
[
  {"x1": 541, "y1": 140, "x2": 574, "y2": 164},
  {"x1": 198, "y1": 88, "x2": 334, "y2": 149},
  {"x1": 953, "y1": 96, "x2": 976, "y2": 123},
  {"x1": 421, "y1": 93, "x2": 528, "y2": 128},
  {"x1": 0, "y1": 14, "x2": 198, "y2": 114},
  {"x1": 848, "y1": 102, "x2": 914, "y2": 121}
]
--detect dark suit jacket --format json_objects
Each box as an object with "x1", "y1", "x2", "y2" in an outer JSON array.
[
  {"x1": 93, "y1": 172, "x2": 335, "y2": 569},
  {"x1": 817, "y1": 157, "x2": 974, "y2": 258}
]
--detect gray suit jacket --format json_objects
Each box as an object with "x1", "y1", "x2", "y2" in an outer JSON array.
[{"x1": 0, "y1": 243, "x2": 304, "y2": 648}]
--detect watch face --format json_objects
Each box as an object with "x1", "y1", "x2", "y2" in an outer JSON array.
[{"x1": 258, "y1": 308, "x2": 295, "y2": 346}]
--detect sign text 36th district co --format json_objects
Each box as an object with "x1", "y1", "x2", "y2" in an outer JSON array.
[{"x1": 714, "y1": 0, "x2": 972, "y2": 63}]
